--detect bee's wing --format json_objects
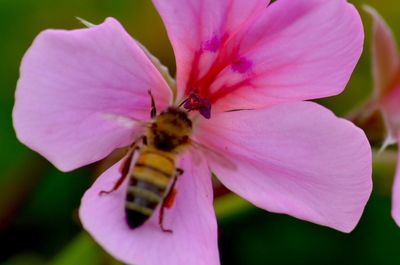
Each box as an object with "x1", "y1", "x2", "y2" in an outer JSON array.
[
  {"x1": 100, "y1": 112, "x2": 150, "y2": 129},
  {"x1": 189, "y1": 140, "x2": 237, "y2": 171}
]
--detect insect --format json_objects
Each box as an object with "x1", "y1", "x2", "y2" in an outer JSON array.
[{"x1": 99, "y1": 91, "x2": 193, "y2": 233}]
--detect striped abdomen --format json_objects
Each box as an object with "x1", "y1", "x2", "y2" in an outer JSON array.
[{"x1": 125, "y1": 148, "x2": 176, "y2": 229}]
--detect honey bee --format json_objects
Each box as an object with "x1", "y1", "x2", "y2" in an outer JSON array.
[{"x1": 100, "y1": 91, "x2": 193, "y2": 232}]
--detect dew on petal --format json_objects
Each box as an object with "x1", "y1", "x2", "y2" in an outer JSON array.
[{"x1": 231, "y1": 57, "x2": 253, "y2": 73}]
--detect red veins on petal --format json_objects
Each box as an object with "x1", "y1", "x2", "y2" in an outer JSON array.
[{"x1": 185, "y1": 34, "x2": 253, "y2": 106}]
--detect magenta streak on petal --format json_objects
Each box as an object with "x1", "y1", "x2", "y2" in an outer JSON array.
[
  {"x1": 203, "y1": 35, "x2": 221, "y2": 52},
  {"x1": 185, "y1": 34, "x2": 232, "y2": 97},
  {"x1": 231, "y1": 57, "x2": 253, "y2": 73},
  {"x1": 185, "y1": 31, "x2": 254, "y2": 105},
  {"x1": 187, "y1": 43, "x2": 254, "y2": 105},
  {"x1": 185, "y1": 50, "x2": 202, "y2": 96},
  {"x1": 210, "y1": 78, "x2": 253, "y2": 104}
]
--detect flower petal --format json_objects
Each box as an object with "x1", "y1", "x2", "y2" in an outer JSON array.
[
  {"x1": 210, "y1": 0, "x2": 363, "y2": 110},
  {"x1": 364, "y1": 5, "x2": 399, "y2": 98},
  {"x1": 152, "y1": 0, "x2": 269, "y2": 101},
  {"x1": 79, "y1": 152, "x2": 219, "y2": 265},
  {"x1": 195, "y1": 101, "x2": 372, "y2": 232},
  {"x1": 13, "y1": 18, "x2": 172, "y2": 171},
  {"x1": 154, "y1": 0, "x2": 362, "y2": 111},
  {"x1": 392, "y1": 141, "x2": 400, "y2": 226}
]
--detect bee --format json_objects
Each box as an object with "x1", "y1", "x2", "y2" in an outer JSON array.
[{"x1": 99, "y1": 91, "x2": 193, "y2": 232}]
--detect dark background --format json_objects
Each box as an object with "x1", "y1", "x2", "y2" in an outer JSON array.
[{"x1": 0, "y1": 0, "x2": 399, "y2": 264}]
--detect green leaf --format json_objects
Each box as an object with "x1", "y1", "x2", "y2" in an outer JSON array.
[{"x1": 49, "y1": 233, "x2": 105, "y2": 265}]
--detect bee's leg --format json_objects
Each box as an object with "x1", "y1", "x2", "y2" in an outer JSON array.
[
  {"x1": 159, "y1": 168, "x2": 184, "y2": 233},
  {"x1": 159, "y1": 177, "x2": 177, "y2": 233},
  {"x1": 148, "y1": 90, "x2": 157, "y2": 119},
  {"x1": 98, "y1": 144, "x2": 139, "y2": 196},
  {"x1": 175, "y1": 168, "x2": 184, "y2": 176},
  {"x1": 142, "y1": 135, "x2": 148, "y2": 146}
]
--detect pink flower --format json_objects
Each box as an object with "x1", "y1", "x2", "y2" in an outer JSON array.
[
  {"x1": 13, "y1": 0, "x2": 372, "y2": 264},
  {"x1": 363, "y1": 6, "x2": 400, "y2": 226}
]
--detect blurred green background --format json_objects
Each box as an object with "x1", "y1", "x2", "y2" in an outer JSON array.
[{"x1": 0, "y1": 0, "x2": 399, "y2": 264}]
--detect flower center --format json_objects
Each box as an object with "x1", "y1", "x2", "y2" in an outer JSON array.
[{"x1": 184, "y1": 34, "x2": 254, "y2": 110}]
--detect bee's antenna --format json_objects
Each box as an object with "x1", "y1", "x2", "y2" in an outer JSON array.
[
  {"x1": 148, "y1": 90, "x2": 157, "y2": 119},
  {"x1": 177, "y1": 97, "x2": 189, "y2": 108}
]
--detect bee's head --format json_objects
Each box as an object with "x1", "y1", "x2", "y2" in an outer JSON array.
[{"x1": 150, "y1": 108, "x2": 192, "y2": 152}]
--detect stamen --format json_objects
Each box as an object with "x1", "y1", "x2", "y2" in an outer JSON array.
[{"x1": 182, "y1": 92, "x2": 212, "y2": 119}]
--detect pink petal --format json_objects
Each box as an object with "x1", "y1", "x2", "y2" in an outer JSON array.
[
  {"x1": 210, "y1": 0, "x2": 364, "y2": 110},
  {"x1": 195, "y1": 102, "x2": 372, "y2": 232},
  {"x1": 79, "y1": 152, "x2": 219, "y2": 265},
  {"x1": 13, "y1": 18, "x2": 172, "y2": 171},
  {"x1": 393, "y1": 140, "x2": 400, "y2": 226},
  {"x1": 152, "y1": 0, "x2": 269, "y2": 101},
  {"x1": 364, "y1": 5, "x2": 399, "y2": 98},
  {"x1": 154, "y1": 0, "x2": 363, "y2": 111}
]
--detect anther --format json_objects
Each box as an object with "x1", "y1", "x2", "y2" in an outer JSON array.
[{"x1": 182, "y1": 92, "x2": 211, "y2": 119}]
